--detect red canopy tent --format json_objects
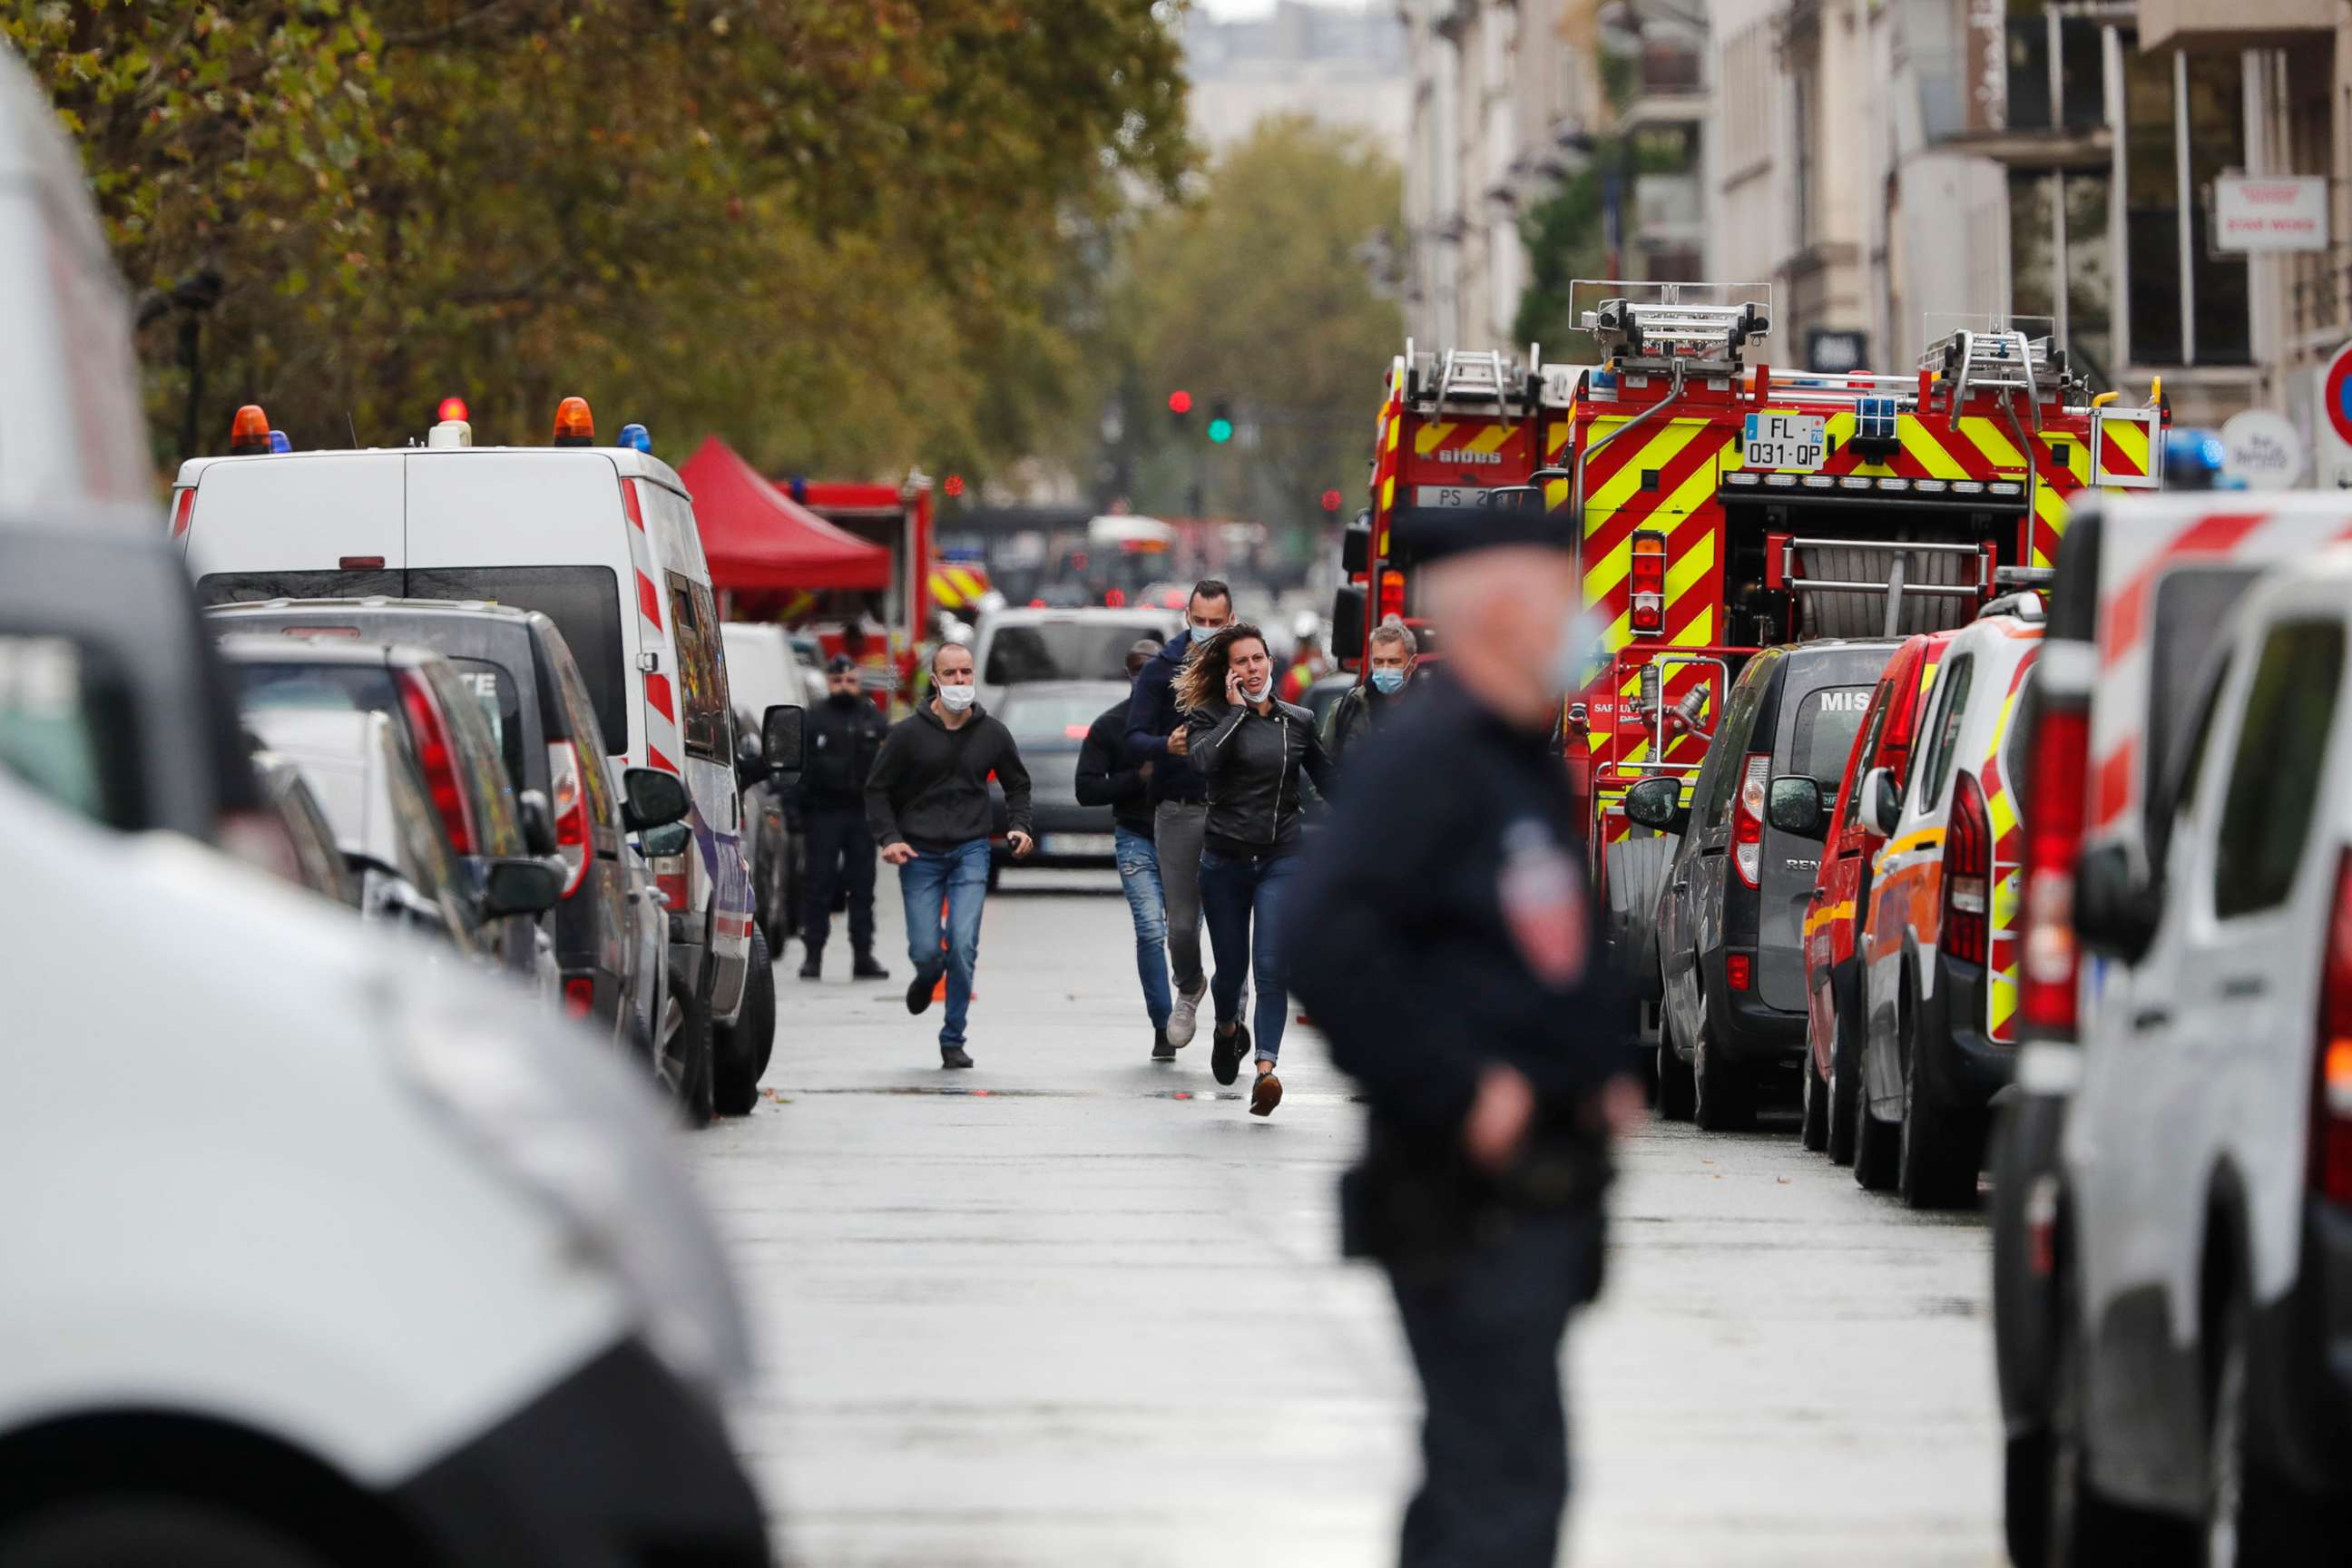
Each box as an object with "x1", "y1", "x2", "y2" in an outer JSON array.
[{"x1": 676, "y1": 436, "x2": 890, "y2": 593}]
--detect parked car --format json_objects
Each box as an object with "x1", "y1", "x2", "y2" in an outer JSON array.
[
  {"x1": 1993, "y1": 493, "x2": 2352, "y2": 1563},
  {"x1": 1791, "y1": 628, "x2": 1957, "y2": 1160},
  {"x1": 214, "y1": 598, "x2": 661, "y2": 1054},
  {"x1": 723, "y1": 622, "x2": 814, "y2": 954},
  {"x1": 971, "y1": 605, "x2": 1176, "y2": 711},
  {"x1": 986, "y1": 680, "x2": 1132, "y2": 877},
  {"x1": 217, "y1": 632, "x2": 555, "y2": 995},
  {"x1": 1627, "y1": 638, "x2": 1899, "y2": 1129},
  {"x1": 0, "y1": 765, "x2": 770, "y2": 1566},
  {"x1": 175, "y1": 402, "x2": 774, "y2": 1122},
  {"x1": 1833, "y1": 596, "x2": 2043, "y2": 1204},
  {"x1": 248, "y1": 745, "x2": 360, "y2": 910}
]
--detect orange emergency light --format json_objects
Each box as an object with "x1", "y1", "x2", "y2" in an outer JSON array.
[
  {"x1": 438, "y1": 396, "x2": 470, "y2": 424},
  {"x1": 229, "y1": 405, "x2": 273, "y2": 456},
  {"x1": 553, "y1": 396, "x2": 596, "y2": 447}
]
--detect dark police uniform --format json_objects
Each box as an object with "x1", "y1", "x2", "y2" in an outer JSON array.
[
  {"x1": 799, "y1": 690, "x2": 890, "y2": 966},
  {"x1": 1290, "y1": 671, "x2": 1634, "y2": 1568}
]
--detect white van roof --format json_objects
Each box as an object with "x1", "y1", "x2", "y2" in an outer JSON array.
[{"x1": 0, "y1": 44, "x2": 152, "y2": 521}]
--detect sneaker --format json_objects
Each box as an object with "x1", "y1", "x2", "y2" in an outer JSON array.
[
  {"x1": 1210, "y1": 1023, "x2": 1250, "y2": 1086},
  {"x1": 941, "y1": 1045, "x2": 974, "y2": 1069},
  {"x1": 906, "y1": 965, "x2": 941, "y2": 1015},
  {"x1": 1250, "y1": 1069, "x2": 1283, "y2": 1117},
  {"x1": 798, "y1": 953, "x2": 822, "y2": 981},
  {"x1": 1166, "y1": 975, "x2": 1208, "y2": 1047},
  {"x1": 852, "y1": 954, "x2": 890, "y2": 980},
  {"x1": 1151, "y1": 1028, "x2": 1176, "y2": 1062}
]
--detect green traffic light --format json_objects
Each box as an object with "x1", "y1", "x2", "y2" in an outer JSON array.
[{"x1": 1207, "y1": 417, "x2": 1233, "y2": 444}]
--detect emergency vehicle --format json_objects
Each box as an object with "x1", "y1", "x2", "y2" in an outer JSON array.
[{"x1": 1338, "y1": 280, "x2": 2168, "y2": 907}]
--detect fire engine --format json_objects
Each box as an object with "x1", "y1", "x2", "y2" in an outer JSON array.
[{"x1": 1333, "y1": 280, "x2": 2168, "y2": 904}]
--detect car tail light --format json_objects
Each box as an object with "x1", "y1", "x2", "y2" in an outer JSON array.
[
  {"x1": 1629, "y1": 530, "x2": 1667, "y2": 633},
  {"x1": 2019, "y1": 703, "x2": 2089, "y2": 1034},
  {"x1": 398, "y1": 673, "x2": 475, "y2": 855},
  {"x1": 170, "y1": 487, "x2": 195, "y2": 538},
  {"x1": 563, "y1": 975, "x2": 596, "y2": 1019},
  {"x1": 547, "y1": 740, "x2": 592, "y2": 897},
  {"x1": 1378, "y1": 569, "x2": 1406, "y2": 623},
  {"x1": 2311, "y1": 852, "x2": 2352, "y2": 1204},
  {"x1": 1945, "y1": 772, "x2": 1990, "y2": 965},
  {"x1": 1727, "y1": 953, "x2": 1752, "y2": 991},
  {"x1": 651, "y1": 846, "x2": 691, "y2": 915},
  {"x1": 1731, "y1": 751, "x2": 1769, "y2": 887}
]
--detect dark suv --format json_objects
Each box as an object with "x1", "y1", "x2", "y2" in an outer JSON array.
[{"x1": 1627, "y1": 639, "x2": 1897, "y2": 1130}]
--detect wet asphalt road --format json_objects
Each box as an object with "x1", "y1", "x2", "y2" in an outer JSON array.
[{"x1": 682, "y1": 867, "x2": 2006, "y2": 1567}]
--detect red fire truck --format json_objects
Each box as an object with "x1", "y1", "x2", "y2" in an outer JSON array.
[{"x1": 1335, "y1": 282, "x2": 2167, "y2": 905}]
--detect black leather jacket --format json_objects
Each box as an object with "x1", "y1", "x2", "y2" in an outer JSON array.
[{"x1": 1184, "y1": 698, "x2": 1336, "y2": 857}]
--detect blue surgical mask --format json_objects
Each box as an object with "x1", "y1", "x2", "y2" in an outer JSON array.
[
  {"x1": 1549, "y1": 605, "x2": 1607, "y2": 698},
  {"x1": 1370, "y1": 667, "x2": 1406, "y2": 696}
]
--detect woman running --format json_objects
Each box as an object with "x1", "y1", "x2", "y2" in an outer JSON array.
[{"x1": 1175, "y1": 622, "x2": 1336, "y2": 1115}]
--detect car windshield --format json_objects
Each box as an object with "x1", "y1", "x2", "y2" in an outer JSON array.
[
  {"x1": 233, "y1": 660, "x2": 399, "y2": 715},
  {"x1": 1788, "y1": 685, "x2": 1874, "y2": 789},
  {"x1": 449, "y1": 657, "x2": 526, "y2": 784},
  {"x1": 985, "y1": 622, "x2": 1163, "y2": 685},
  {"x1": 1002, "y1": 691, "x2": 1112, "y2": 745}
]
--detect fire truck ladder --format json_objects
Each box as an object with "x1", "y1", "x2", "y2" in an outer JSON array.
[
  {"x1": 1582, "y1": 298, "x2": 1771, "y2": 368},
  {"x1": 1922, "y1": 328, "x2": 2057, "y2": 431},
  {"x1": 1435, "y1": 348, "x2": 1513, "y2": 404}
]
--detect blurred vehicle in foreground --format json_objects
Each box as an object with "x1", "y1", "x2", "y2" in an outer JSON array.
[
  {"x1": 215, "y1": 598, "x2": 657, "y2": 1051},
  {"x1": 986, "y1": 681, "x2": 1131, "y2": 877},
  {"x1": 722, "y1": 622, "x2": 813, "y2": 956},
  {"x1": 0, "y1": 768, "x2": 769, "y2": 1566},
  {"x1": 177, "y1": 399, "x2": 771, "y2": 1123},
  {"x1": 970, "y1": 604, "x2": 1175, "y2": 711},
  {"x1": 1630, "y1": 638, "x2": 1896, "y2": 1130},
  {"x1": 219, "y1": 632, "x2": 558, "y2": 996}
]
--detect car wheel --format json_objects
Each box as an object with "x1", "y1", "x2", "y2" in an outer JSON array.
[
  {"x1": 1852, "y1": 1023, "x2": 1899, "y2": 1191},
  {"x1": 2205, "y1": 1287, "x2": 2321, "y2": 1566},
  {"x1": 1798, "y1": 1018, "x2": 1830, "y2": 1152},
  {"x1": 1897, "y1": 983, "x2": 1979, "y2": 1210},
  {"x1": 1656, "y1": 975, "x2": 1696, "y2": 1122},
  {"x1": 2043, "y1": 1260, "x2": 2193, "y2": 1567},
  {"x1": 0, "y1": 1498, "x2": 333, "y2": 1568},
  {"x1": 1691, "y1": 988, "x2": 1755, "y2": 1132},
  {"x1": 2005, "y1": 1428, "x2": 2051, "y2": 1568},
  {"x1": 1827, "y1": 984, "x2": 1861, "y2": 1167},
  {"x1": 668, "y1": 965, "x2": 716, "y2": 1130},
  {"x1": 714, "y1": 928, "x2": 775, "y2": 1116}
]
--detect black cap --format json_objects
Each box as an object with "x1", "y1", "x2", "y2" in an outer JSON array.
[
  {"x1": 1387, "y1": 504, "x2": 1572, "y2": 566},
  {"x1": 826, "y1": 654, "x2": 857, "y2": 674}
]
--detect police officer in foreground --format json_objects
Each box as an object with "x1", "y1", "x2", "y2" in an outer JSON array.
[
  {"x1": 1289, "y1": 506, "x2": 1642, "y2": 1568},
  {"x1": 797, "y1": 655, "x2": 891, "y2": 981}
]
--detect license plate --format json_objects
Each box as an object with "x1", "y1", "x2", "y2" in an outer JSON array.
[
  {"x1": 1415, "y1": 484, "x2": 1481, "y2": 509},
  {"x1": 1041, "y1": 833, "x2": 1116, "y2": 858},
  {"x1": 1742, "y1": 412, "x2": 1828, "y2": 471}
]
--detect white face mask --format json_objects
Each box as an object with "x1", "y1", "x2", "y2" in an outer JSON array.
[
  {"x1": 938, "y1": 682, "x2": 977, "y2": 711},
  {"x1": 1241, "y1": 677, "x2": 1273, "y2": 704}
]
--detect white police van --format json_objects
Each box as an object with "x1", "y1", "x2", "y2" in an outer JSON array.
[{"x1": 172, "y1": 399, "x2": 773, "y2": 1122}]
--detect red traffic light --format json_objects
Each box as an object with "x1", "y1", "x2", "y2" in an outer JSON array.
[
  {"x1": 944, "y1": 474, "x2": 965, "y2": 498},
  {"x1": 1167, "y1": 390, "x2": 1193, "y2": 416},
  {"x1": 1319, "y1": 488, "x2": 1344, "y2": 514}
]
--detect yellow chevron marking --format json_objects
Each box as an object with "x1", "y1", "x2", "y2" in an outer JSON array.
[
  {"x1": 1804, "y1": 897, "x2": 1856, "y2": 941},
  {"x1": 2104, "y1": 418, "x2": 2151, "y2": 473},
  {"x1": 1467, "y1": 424, "x2": 1513, "y2": 455},
  {"x1": 1413, "y1": 421, "x2": 1456, "y2": 456},
  {"x1": 1584, "y1": 457, "x2": 1723, "y2": 603},
  {"x1": 1958, "y1": 416, "x2": 2028, "y2": 474},
  {"x1": 1896, "y1": 419, "x2": 1970, "y2": 480},
  {"x1": 1585, "y1": 419, "x2": 1710, "y2": 525}
]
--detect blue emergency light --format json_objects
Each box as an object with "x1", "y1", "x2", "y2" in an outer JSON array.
[
  {"x1": 618, "y1": 423, "x2": 652, "y2": 453},
  {"x1": 268, "y1": 431, "x2": 291, "y2": 454}
]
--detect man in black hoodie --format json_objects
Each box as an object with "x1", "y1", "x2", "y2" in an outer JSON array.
[
  {"x1": 1079, "y1": 639, "x2": 1173, "y2": 1059},
  {"x1": 867, "y1": 640, "x2": 1033, "y2": 1068},
  {"x1": 1125, "y1": 579, "x2": 1231, "y2": 1048}
]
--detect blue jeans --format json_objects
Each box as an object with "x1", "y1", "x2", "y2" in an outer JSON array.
[
  {"x1": 1114, "y1": 826, "x2": 1172, "y2": 1031},
  {"x1": 897, "y1": 839, "x2": 991, "y2": 1051},
  {"x1": 1197, "y1": 848, "x2": 1301, "y2": 1064}
]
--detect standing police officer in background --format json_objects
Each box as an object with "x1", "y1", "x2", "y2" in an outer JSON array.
[
  {"x1": 798, "y1": 655, "x2": 891, "y2": 982},
  {"x1": 1289, "y1": 507, "x2": 1642, "y2": 1568}
]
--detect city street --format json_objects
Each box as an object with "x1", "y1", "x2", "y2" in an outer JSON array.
[{"x1": 688, "y1": 869, "x2": 2006, "y2": 1568}]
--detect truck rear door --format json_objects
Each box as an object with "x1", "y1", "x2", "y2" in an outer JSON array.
[{"x1": 1762, "y1": 652, "x2": 1890, "y2": 1011}]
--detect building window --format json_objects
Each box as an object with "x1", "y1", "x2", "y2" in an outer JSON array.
[
  {"x1": 2008, "y1": 169, "x2": 2114, "y2": 386},
  {"x1": 2124, "y1": 40, "x2": 2182, "y2": 367},
  {"x1": 1793, "y1": 67, "x2": 1817, "y2": 247},
  {"x1": 2185, "y1": 54, "x2": 2250, "y2": 366}
]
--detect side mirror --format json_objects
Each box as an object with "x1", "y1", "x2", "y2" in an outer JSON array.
[
  {"x1": 1330, "y1": 583, "x2": 1367, "y2": 665},
  {"x1": 622, "y1": 767, "x2": 690, "y2": 832},
  {"x1": 2075, "y1": 842, "x2": 2162, "y2": 964},
  {"x1": 1622, "y1": 775, "x2": 1690, "y2": 837},
  {"x1": 639, "y1": 820, "x2": 692, "y2": 859},
  {"x1": 1861, "y1": 767, "x2": 1902, "y2": 838},
  {"x1": 517, "y1": 788, "x2": 557, "y2": 857},
  {"x1": 480, "y1": 856, "x2": 564, "y2": 918},
  {"x1": 1766, "y1": 775, "x2": 1828, "y2": 839},
  {"x1": 1340, "y1": 518, "x2": 1371, "y2": 574},
  {"x1": 733, "y1": 728, "x2": 769, "y2": 789},
  {"x1": 371, "y1": 874, "x2": 449, "y2": 935},
  {"x1": 761, "y1": 704, "x2": 807, "y2": 793}
]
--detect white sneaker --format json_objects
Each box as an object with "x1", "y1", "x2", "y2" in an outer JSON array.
[{"x1": 1167, "y1": 975, "x2": 1209, "y2": 1047}]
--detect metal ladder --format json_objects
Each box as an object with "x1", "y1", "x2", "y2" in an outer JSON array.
[
  {"x1": 1436, "y1": 348, "x2": 1511, "y2": 403},
  {"x1": 1580, "y1": 299, "x2": 1770, "y2": 364}
]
